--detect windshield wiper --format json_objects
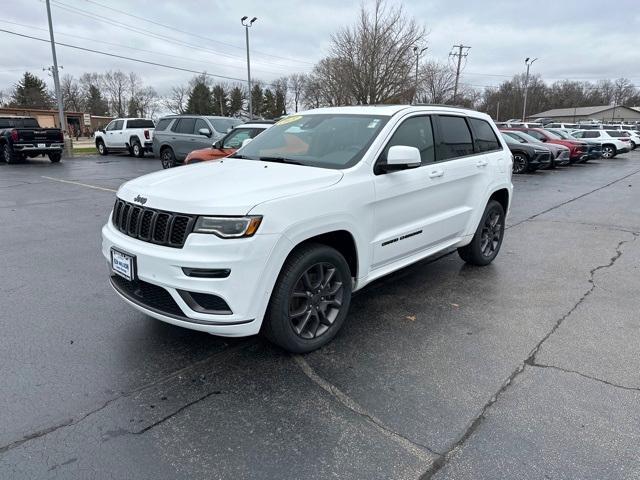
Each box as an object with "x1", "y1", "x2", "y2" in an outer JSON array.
[{"x1": 257, "y1": 156, "x2": 302, "y2": 165}]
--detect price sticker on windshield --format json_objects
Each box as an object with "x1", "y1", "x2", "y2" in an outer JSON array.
[{"x1": 276, "y1": 115, "x2": 303, "y2": 126}]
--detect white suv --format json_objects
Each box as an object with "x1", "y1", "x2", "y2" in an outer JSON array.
[
  {"x1": 102, "y1": 106, "x2": 513, "y2": 352},
  {"x1": 570, "y1": 130, "x2": 631, "y2": 157}
]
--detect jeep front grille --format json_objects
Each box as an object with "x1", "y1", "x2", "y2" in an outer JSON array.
[{"x1": 112, "y1": 199, "x2": 195, "y2": 248}]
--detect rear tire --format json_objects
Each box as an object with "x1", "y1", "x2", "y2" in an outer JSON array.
[
  {"x1": 96, "y1": 140, "x2": 108, "y2": 156},
  {"x1": 263, "y1": 244, "x2": 352, "y2": 353},
  {"x1": 601, "y1": 144, "x2": 616, "y2": 159},
  {"x1": 458, "y1": 200, "x2": 505, "y2": 266},
  {"x1": 3, "y1": 143, "x2": 19, "y2": 164},
  {"x1": 48, "y1": 152, "x2": 61, "y2": 163},
  {"x1": 132, "y1": 140, "x2": 144, "y2": 158},
  {"x1": 160, "y1": 147, "x2": 176, "y2": 169}
]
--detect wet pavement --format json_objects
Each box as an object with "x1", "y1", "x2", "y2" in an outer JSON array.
[{"x1": 1, "y1": 152, "x2": 639, "y2": 479}]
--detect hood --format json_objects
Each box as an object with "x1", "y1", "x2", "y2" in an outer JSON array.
[{"x1": 117, "y1": 158, "x2": 343, "y2": 215}]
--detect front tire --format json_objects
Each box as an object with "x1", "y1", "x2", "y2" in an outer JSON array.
[
  {"x1": 512, "y1": 152, "x2": 529, "y2": 174},
  {"x1": 263, "y1": 244, "x2": 352, "y2": 353},
  {"x1": 458, "y1": 200, "x2": 505, "y2": 266},
  {"x1": 96, "y1": 140, "x2": 108, "y2": 156},
  {"x1": 160, "y1": 147, "x2": 176, "y2": 169}
]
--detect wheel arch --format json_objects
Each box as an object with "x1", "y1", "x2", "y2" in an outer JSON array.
[
  {"x1": 488, "y1": 188, "x2": 510, "y2": 214},
  {"x1": 288, "y1": 230, "x2": 359, "y2": 280}
]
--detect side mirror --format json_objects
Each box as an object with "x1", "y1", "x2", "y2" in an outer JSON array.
[
  {"x1": 540, "y1": 137, "x2": 547, "y2": 142},
  {"x1": 241, "y1": 138, "x2": 252, "y2": 148},
  {"x1": 213, "y1": 139, "x2": 223, "y2": 149},
  {"x1": 381, "y1": 145, "x2": 421, "y2": 172},
  {"x1": 198, "y1": 128, "x2": 212, "y2": 137}
]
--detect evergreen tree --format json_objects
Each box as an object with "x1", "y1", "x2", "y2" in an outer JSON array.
[
  {"x1": 262, "y1": 89, "x2": 276, "y2": 118},
  {"x1": 275, "y1": 89, "x2": 287, "y2": 117},
  {"x1": 186, "y1": 79, "x2": 214, "y2": 114},
  {"x1": 251, "y1": 84, "x2": 263, "y2": 117},
  {"x1": 228, "y1": 86, "x2": 244, "y2": 116},
  {"x1": 85, "y1": 84, "x2": 109, "y2": 115},
  {"x1": 211, "y1": 85, "x2": 229, "y2": 116},
  {"x1": 11, "y1": 72, "x2": 53, "y2": 108}
]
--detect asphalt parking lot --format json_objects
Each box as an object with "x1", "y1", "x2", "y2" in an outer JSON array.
[{"x1": 1, "y1": 152, "x2": 639, "y2": 479}]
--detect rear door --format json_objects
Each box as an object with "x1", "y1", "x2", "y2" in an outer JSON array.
[{"x1": 430, "y1": 114, "x2": 497, "y2": 239}]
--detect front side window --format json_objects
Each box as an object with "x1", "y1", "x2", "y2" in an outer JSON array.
[
  {"x1": 223, "y1": 128, "x2": 253, "y2": 149},
  {"x1": 232, "y1": 114, "x2": 389, "y2": 169},
  {"x1": 469, "y1": 118, "x2": 501, "y2": 152},
  {"x1": 439, "y1": 115, "x2": 474, "y2": 159},
  {"x1": 112, "y1": 120, "x2": 124, "y2": 131},
  {"x1": 381, "y1": 116, "x2": 435, "y2": 165},
  {"x1": 194, "y1": 118, "x2": 210, "y2": 135}
]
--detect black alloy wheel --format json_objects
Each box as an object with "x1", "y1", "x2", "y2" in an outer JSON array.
[
  {"x1": 160, "y1": 148, "x2": 176, "y2": 169},
  {"x1": 479, "y1": 210, "x2": 502, "y2": 258},
  {"x1": 288, "y1": 262, "x2": 344, "y2": 339},
  {"x1": 512, "y1": 153, "x2": 528, "y2": 174}
]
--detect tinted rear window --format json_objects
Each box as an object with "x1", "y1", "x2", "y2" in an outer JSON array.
[
  {"x1": 126, "y1": 119, "x2": 154, "y2": 129},
  {"x1": 606, "y1": 131, "x2": 626, "y2": 137},
  {"x1": 0, "y1": 117, "x2": 40, "y2": 128},
  {"x1": 439, "y1": 116, "x2": 474, "y2": 159},
  {"x1": 155, "y1": 118, "x2": 172, "y2": 131},
  {"x1": 469, "y1": 118, "x2": 501, "y2": 152}
]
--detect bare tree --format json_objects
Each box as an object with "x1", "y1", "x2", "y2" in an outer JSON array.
[
  {"x1": 101, "y1": 70, "x2": 128, "y2": 116},
  {"x1": 288, "y1": 73, "x2": 307, "y2": 112},
  {"x1": 329, "y1": 0, "x2": 425, "y2": 104},
  {"x1": 60, "y1": 74, "x2": 83, "y2": 111},
  {"x1": 417, "y1": 60, "x2": 456, "y2": 104},
  {"x1": 164, "y1": 85, "x2": 189, "y2": 114}
]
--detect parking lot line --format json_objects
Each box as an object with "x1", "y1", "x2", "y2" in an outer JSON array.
[{"x1": 41, "y1": 176, "x2": 117, "y2": 193}]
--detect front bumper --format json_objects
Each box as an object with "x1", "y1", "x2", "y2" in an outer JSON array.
[
  {"x1": 530, "y1": 151, "x2": 552, "y2": 169},
  {"x1": 102, "y1": 220, "x2": 286, "y2": 336}
]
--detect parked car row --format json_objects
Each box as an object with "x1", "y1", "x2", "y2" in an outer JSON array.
[{"x1": 498, "y1": 125, "x2": 631, "y2": 174}]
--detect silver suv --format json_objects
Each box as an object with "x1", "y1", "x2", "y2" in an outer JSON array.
[{"x1": 153, "y1": 115, "x2": 242, "y2": 168}]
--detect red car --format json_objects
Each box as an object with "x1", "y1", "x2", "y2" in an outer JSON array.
[{"x1": 502, "y1": 127, "x2": 590, "y2": 163}]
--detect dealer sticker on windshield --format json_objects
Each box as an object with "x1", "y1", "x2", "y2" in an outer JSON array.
[{"x1": 276, "y1": 115, "x2": 303, "y2": 126}]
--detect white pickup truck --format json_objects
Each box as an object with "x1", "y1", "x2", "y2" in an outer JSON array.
[{"x1": 94, "y1": 118, "x2": 155, "y2": 157}]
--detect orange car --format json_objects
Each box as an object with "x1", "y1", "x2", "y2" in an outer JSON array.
[{"x1": 184, "y1": 122, "x2": 272, "y2": 165}]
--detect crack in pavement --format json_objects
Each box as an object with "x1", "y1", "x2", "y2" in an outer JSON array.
[
  {"x1": 419, "y1": 232, "x2": 638, "y2": 479},
  {"x1": 530, "y1": 219, "x2": 640, "y2": 235},
  {"x1": 0, "y1": 340, "x2": 254, "y2": 455},
  {"x1": 292, "y1": 354, "x2": 441, "y2": 463},
  {"x1": 507, "y1": 167, "x2": 640, "y2": 230},
  {"x1": 528, "y1": 363, "x2": 640, "y2": 393}
]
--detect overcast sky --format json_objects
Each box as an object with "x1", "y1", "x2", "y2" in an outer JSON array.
[{"x1": 1, "y1": 0, "x2": 639, "y2": 97}]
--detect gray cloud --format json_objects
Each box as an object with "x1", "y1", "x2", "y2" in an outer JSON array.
[{"x1": 1, "y1": 0, "x2": 639, "y2": 96}]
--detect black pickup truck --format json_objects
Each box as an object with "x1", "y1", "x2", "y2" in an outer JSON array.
[{"x1": 0, "y1": 116, "x2": 65, "y2": 163}]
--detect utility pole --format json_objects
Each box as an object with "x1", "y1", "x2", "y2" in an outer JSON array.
[
  {"x1": 449, "y1": 44, "x2": 470, "y2": 103},
  {"x1": 522, "y1": 57, "x2": 538, "y2": 121},
  {"x1": 45, "y1": 0, "x2": 66, "y2": 133},
  {"x1": 412, "y1": 46, "x2": 427, "y2": 105},
  {"x1": 496, "y1": 100, "x2": 500, "y2": 122},
  {"x1": 241, "y1": 16, "x2": 257, "y2": 119}
]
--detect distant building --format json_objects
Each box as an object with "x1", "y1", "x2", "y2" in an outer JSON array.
[
  {"x1": 530, "y1": 105, "x2": 640, "y2": 123},
  {"x1": 0, "y1": 107, "x2": 114, "y2": 134}
]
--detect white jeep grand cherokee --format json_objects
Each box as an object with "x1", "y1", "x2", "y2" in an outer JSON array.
[{"x1": 102, "y1": 105, "x2": 513, "y2": 352}]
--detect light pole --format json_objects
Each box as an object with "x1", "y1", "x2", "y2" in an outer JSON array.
[
  {"x1": 412, "y1": 46, "x2": 427, "y2": 105},
  {"x1": 45, "y1": 0, "x2": 66, "y2": 134},
  {"x1": 522, "y1": 57, "x2": 538, "y2": 122},
  {"x1": 241, "y1": 16, "x2": 257, "y2": 119}
]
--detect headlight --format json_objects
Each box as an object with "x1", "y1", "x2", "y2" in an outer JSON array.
[
  {"x1": 193, "y1": 216, "x2": 262, "y2": 238},
  {"x1": 533, "y1": 148, "x2": 548, "y2": 153}
]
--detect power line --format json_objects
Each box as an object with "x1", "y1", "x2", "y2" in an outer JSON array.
[
  {"x1": 0, "y1": 18, "x2": 307, "y2": 77},
  {"x1": 82, "y1": 0, "x2": 315, "y2": 66},
  {"x1": 0, "y1": 27, "x2": 280, "y2": 87},
  {"x1": 49, "y1": 0, "x2": 311, "y2": 72}
]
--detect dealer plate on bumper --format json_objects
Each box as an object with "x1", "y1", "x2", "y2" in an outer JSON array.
[
  {"x1": 37, "y1": 143, "x2": 46, "y2": 148},
  {"x1": 111, "y1": 248, "x2": 136, "y2": 281}
]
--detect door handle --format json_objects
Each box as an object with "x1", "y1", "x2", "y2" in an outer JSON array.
[
  {"x1": 428, "y1": 169, "x2": 444, "y2": 178},
  {"x1": 476, "y1": 159, "x2": 489, "y2": 167}
]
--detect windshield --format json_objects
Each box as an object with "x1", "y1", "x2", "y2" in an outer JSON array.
[
  {"x1": 501, "y1": 133, "x2": 520, "y2": 145},
  {"x1": 232, "y1": 114, "x2": 389, "y2": 169},
  {"x1": 209, "y1": 118, "x2": 242, "y2": 133},
  {"x1": 515, "y1": 131, "x2": 543, "y2": 144},
  {"x1": 548, "y1": 129, "x2": 571, "y2": 139}
]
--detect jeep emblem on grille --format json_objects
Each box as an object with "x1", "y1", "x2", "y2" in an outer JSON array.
[{"x1": 133, "y1": 195, "x2": 147, "y2": 205}]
